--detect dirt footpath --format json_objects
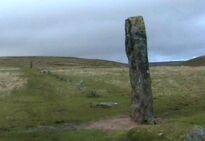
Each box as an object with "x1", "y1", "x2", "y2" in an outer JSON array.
[{"x1": 84, "y1": 116, "x2": 138, "y2": 130}]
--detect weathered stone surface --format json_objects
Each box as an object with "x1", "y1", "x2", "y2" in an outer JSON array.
[
  {"x1": 125, "y1": 16, "x2": 154, "y2": 124},
  {"x1": 185, "y1": 128, "x2": 205, "y2": 141}
]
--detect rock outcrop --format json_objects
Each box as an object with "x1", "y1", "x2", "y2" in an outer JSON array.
[{"x1": 185, "y1": 128, "x2": 205, "y2": 141}]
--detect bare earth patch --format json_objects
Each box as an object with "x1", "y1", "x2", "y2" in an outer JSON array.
[{"x1": 84, "y1": 116, "x2": 138, "y2": 130}]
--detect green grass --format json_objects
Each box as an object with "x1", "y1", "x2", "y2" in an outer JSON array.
[
  {"x1": 0, "y1": 68, "x2": 130, "y2": 129},
  {"x1": 0, "y1": 66, "x2": 204, "y2": 141},
  {"x1": 0, "y1": 130, "x2": 125, "y2": 141}
]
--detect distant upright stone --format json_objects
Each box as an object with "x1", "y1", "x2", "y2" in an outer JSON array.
[
  {"x1": 125, "y1": 16, "x2": 154, "y2": 124},
  {"x1": 30, "y1": 61, "x2": 33, "y2": 69}
]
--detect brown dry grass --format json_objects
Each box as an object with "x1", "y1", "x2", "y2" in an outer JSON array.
[{"x1": 0, "y1": 68, "x2": 26, "y2": 94}]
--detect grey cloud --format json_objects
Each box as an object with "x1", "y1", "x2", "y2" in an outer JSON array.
[{"x1": 0, "y1": 0, "x2": 205, "y2": 62}]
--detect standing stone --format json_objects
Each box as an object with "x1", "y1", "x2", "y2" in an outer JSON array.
[
  {"x1": 125, "y1": 16, "x2": 154, "y2": 124},
  {"x1": 30, "y1": 61, "x2": 33, "y2": 69}
]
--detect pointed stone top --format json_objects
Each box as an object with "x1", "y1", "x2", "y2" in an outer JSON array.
[
  {"x1": 125, "y1": 16, "x2": 145, "y2": 28},
  {"x1": 126, "y1": 16, "x2": 144, "y2": 21}
]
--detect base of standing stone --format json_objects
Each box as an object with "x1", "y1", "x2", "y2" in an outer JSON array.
[{"x1": 130, "y1": 114, "x2": 157, "y2": 124}]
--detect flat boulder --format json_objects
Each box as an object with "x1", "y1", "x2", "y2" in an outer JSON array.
[{"x1": 90, "y1": 102, "x2": 118, "y2": 109}]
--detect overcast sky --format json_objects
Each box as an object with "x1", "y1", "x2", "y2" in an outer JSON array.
[{"x1": 0, "y1": 0, "x2": 204, "y2": 62}]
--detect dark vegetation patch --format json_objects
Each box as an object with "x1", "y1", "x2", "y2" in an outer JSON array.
[{"x1": 0, "y1": 57, "x2": 127, "y2": 68}]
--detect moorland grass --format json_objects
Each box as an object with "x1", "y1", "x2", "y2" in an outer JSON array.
[
  {"x1": 0, "y1": 68, "x2": 130, "y2": 129},
  {"x1": 0, "y1": 66, "x2": 204, "y2": 141}
]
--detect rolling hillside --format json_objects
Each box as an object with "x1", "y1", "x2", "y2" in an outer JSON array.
[
  {"x1": 0, "y1": 55, "x2": 204, "y2": 68},
  {"x1": 0, "y1": 56, "x2": 127, "y2": 68},
  {"x1": 183, "y1": 55, "x2": 205, "y2": 66},
  {"x1": 150, "y1": 56, "x2": 205, "y2": 67}
]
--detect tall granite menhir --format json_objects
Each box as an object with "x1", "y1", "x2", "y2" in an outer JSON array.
[{"x1": 125, "y1": 16, "x2": 154, "y2": 124}]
